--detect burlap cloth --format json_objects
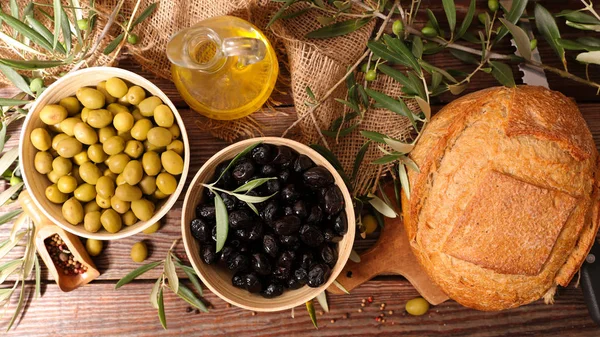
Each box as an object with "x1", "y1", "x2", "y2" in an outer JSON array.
[{"x1": 0, "y1": 0, "x2": 416, "y2": 196}]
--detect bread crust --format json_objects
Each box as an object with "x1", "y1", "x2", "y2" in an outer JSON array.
[{"x1": 403, "y1": 86, "x2": 599, "y2": 311}]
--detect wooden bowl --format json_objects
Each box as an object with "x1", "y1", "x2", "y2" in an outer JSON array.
[
  {"x1": 19, "y1": 67, "x2": 190, "y2": 240},
  {"x1": 181, "y1": 137, "x2": 356, "y2": 312}
]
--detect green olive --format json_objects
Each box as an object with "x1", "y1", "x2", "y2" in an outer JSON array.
[
  {"x1": 52, "y1": 156, "x2": 72, "y2": 176},
  {"x1": 98, "y1": 126, "x2": 117, "y2": 143},
  {"x1": 131, "y1": 109, "x2": 144, "y2": 121},
  {"x1": 124, "y1": 140, "x2": 144, "y2": 159},
  {"x1": 59, "y1": 117, "x2": 81, "y2": 137},
  {"x1": 84, "y1": 212, "x2": 102, "y2": 233},
  {"x1": 96, "y1": 194, "x2": 111, "y2": 208},
  {"x1": 47, "y1": 123, "x2": 62, "y2": 134},
  {"x1": 106, "y1": 103, "x2": 129, "y2": 116},
  {"x1": 52, "y1": 133, "x2": 70, "y2": 150},
  {"x1": 154, "y1": 104, "x2": 174, "y2": 128},
  {"x1": 57, "y1": 175, "x2": 78, "y2": 193},
  {"x1": 130, "y1": 119, "x2": 153, "y2": 141},
  {"x1": 118, "y1": 131, "x2": 133, "y2": 142},
  {"x1": 62, "y1": 197, "x2": 84, "y2": 225},
  {"x1": 96, "y1": 81, "x2": 117, "y2": 104},
  {"x1": 74, "y1": 183, "x2": 97, "y2": 202},
  {"x1": 130, "y1": 241, "x2": 148, "y2": 262},
  {"x1": 160, "y1": 150, "x2": 184, "y2": 175},
  {"x1": 153, "y1": 189, "x2": 168, "y2": 200},
  {"x1": 79, "y1": 162, "x2": 102, "y2": 185},
  {"x1": 142, "y1": 221, "x2": 161, "y2": 234},
  {"x1": 103, "y1": 168, "x2": 118, "y2": 181},
  {"x1": 73, "y1": 151, "x2": 89, "y2": 166},
  {"x1": 118, "y1": 94, "x2": 131, "y2": 107},
  {"x1": 166, "y1": 140, "x2": 184, "y2": 156},
  {"x1": 405, "y1": 297, "x2": 430, "y2": 316},
  {"x1": 56, "y1": 137, "x2": 83, "y2": 158},
  {"x1": 76, "y1": 87, "x2": 106, "y2": 109},
  {"x1": 126, "y1": 85, "x2": 146, "y2": 105},
  {"x1": 88, "y1": 144, "x2": 108, "y2": 163},
  {"x1": 31, "y1": 128, "x2": 52, "y2": 151},
  {"x1": 106, "y1": 153, "x2": 130, "y2": 174},
  {"x1": 130, "y1": 198, "x2": 155, "y2": 221},
  {"x1": 84, "y1": 201, "x2": 101, "y2": 214},
  {"x1": 45, "y1": 184, "x2": 69, "y2": 203},
  {"x1": 101, "y1": 209, "x2": 122, "y2": 233},
  {"x1": 110, "y1": 196, "x2": 130, "y2": 214},
  {"x1": 142, "y1": 151, "x2": 161, "y2": 176},
  {"x1": 39, "y1": 104, "x2": 68, "y2": 125},
  {"x1": 73, "y1": 122, "x2": 98, "y2": 145},
  {"x1": 138, "y1": 175, "x2": 157, "y2": 195},
  {"x1": 103, "y1": 136, "x2": 125, "y2": 155},
  {"x1": 123, "y1": 160, "x2": 143, "y2": 185},
  {"x1": 95, "y1": 176, "x2": 115, "y2": 199},
  {"x1": 47, "y1": 171, "x2": 61, "y2": 183},
  {"x1": 87, "y1": 109, "x2": 113, "y2": 128},
  {"x1": 59, "y1": 96, "x2": 82, "y2": 116},
  {"x1": 116, "y1": 173, "x2": 127, "y2": 186},
  {"x1": 138, "y1": 96, "x2": 162, "y2": 117},
  {"x1": 156, "y1": 172, "x2": 177, "y2": 195},
  {"x1": 81, "y1": 107, "x2": 91, "y2": 123},
  {"x1": 146, "y1": 127, "x2": 172, "y2": 147},
  {"x1": 143, "y1": 140, "x2": 165, "y2": 153},
  {"x1": 72, "y1": 166, "x2": 84, "y2": 184},
  {"x1": 168, "y1": 124, "x2": 180, "y2": 139},
  {"x1": 34, "y1": 151, "x2": 53, "y2": 174},
  {"x1": 85, "y1": 238, "x2": 103, "y2": 256},
  {"x1": 122, "y1": 210, "x2": 138, "y2": 226},
  {"x1": 113, "y1": 112, "x2": 134, "y2": 132},
  {"x1": 106, "y1": 77, "x2": 128, "y2": 98},
  {"x1": 115, "y1": 184, "x2": 143, "y2": 201}
]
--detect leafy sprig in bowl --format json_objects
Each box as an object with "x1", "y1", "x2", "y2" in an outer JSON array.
[{"x1": 181, "y1": 137, "x2": 355, "y2": 312}]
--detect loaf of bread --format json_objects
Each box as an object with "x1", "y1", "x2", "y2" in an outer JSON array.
[{"x1": 402, "y1": 86, "x2": 599, "y2": 311}]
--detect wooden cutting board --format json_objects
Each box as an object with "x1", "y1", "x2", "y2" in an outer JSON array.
[{"x1": 327, "y1": 186, "x2": 449, "y2": 305}]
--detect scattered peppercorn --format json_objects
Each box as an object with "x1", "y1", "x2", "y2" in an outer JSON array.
[
  {"x1": 318, "y1": 311, "x2": 324, "y2": 316},
  {"x1": 388, "y1": 310, "x2": 394, "y2": 315},
  {"x1": 330, "y1": 319, "x2": 335, "y2": 323},
  {"x1": 361, "y1": 303, "x2": 366, "y2": 307},
  {"x1": 367, "y1": 296, "x2": 373, "y2": 303},
  {"x1": 358, "y1": 308, "x2": 363, "y2": 313},
  {"x1": 186, "y1": 307, "x2": 193, "y2": 313},
  {"x1": 343, "y1": 313, "x2": 349, "y2": 319},
  {"x1": 251, "y1": 311, "x2": 257, "y2": 316},
  {"x1": 226, "y1": 303, "x2": 232, "y2": 308}
]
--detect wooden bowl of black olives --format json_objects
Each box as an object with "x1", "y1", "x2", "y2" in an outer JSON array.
[{"x1": 181, "y1": 137, "x2": 355, "y2": 312}]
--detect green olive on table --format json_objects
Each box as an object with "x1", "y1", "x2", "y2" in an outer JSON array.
[
  {"x1": 86, "y1": 238, "x2": 103, "y2": 256},
  {"x1": 59, "y1": 117, "x2": 81, "y2": 137},
  {"x1": 101, "y1": 209, "x2": 122, "y2": 233},
  {"x1": 166, "y1": 140, "x2": 184, "y2": 156},
  {"x1": 52, "y1": 133, "x2": 70, "y2": 150},
  {"x1": 47, "y1": 170, "x2": 61, "y2": 184},
  {"x1": 405, "y1": 297, "x2": 430, "y2": 316},
  {"x1": 84, "y1": 212, "x2": 102, "y2": 233},
  {"x1": 62, "y1": 197, "x2": 84, "y2": 225},
  {"x1": 130, "y1": 241, "x2": 148, "y2": 262},
  {"x1": 73, "y1": 151, "x2": 89, "y2": 166},
  {"x1": 76, "y1": 87, "x2": 106, "y2": 109},
  {"x1": 168, "y1": 124, "x2": 180, "y2": 139},
  {"x1": 31, "y1": 128, "x2": 52, "y2": 151},
  {"x1": 84, "y1": 201, "x2": 101, "y2": 214},
  {"x1": 138, "y1": 175, "x2": 157, "y2": 195},
  {"x1": 96, "y1": 194, "x2": 111, "y2": 209},
  {"x1": 143, "y1": 221, "x2": 161, "y2": 234},
  {"x1": 113, "y1": 112, "x2": 134, "y2": 132}
]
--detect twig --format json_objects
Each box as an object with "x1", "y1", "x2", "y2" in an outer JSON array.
[
  {"x1": 107, "y1": 0, "x2": 143, "y2": 65},
  {"x1": 351, "y1": 0, "x2": 386, "y2": 19},
  {"x1": 581, "y1": 0, "x2": 600, "y2": 22},
  {"x1": 530, "y1": 59, "x2": 600, "y2": 89}
]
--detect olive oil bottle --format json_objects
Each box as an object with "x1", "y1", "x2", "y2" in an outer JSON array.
[{"x1": 167, "y1": 16, "x2": 278, "y2": 120}]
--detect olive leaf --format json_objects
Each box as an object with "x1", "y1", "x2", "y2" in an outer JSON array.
[
  {"x1": 115, "y1": 260, "x2": 163, "y2": 289},
  {"x1": 377, "y1": 64, "x2": 421, "y2": 97},
  {"x1": 442, "y1": 0, "x2": 456, "y2": 33},
  {"x1": 499, "y1": 18, "x2": 532, "y2": 60},
  {"x1": 0, "y1": 31, "x2": 44, "y2": 56},
  {"x1": 496, "y1": 0, "x2": 529, "y2": 42},
  {"x1": 400, "y1": 155, "x2": 420, "y2": 173},
  {"x1": 180, "y1": 265, "x2": 203, "y2": 296},
  {"x1": 367, "y1": 193, "x2": 397, "y2": 218},
  {"x1": 211, "y1": 142, "x2": 261, "y2": 186},
  {"x1": 230, "y1": 192, "x2": 276, "y2": 204},
  {"x1": 0, "y1": 58, "x2": 65, "y2": 69},
  {"x1": 456, "y1": 0, "x2": 475, "y2": 39},
  {"x1": 556, "y1": 10, "x2": 600, "y2": 25},
  {"x1": 332, "y1": 280, "x2": 350, "y2": 294},
  {"x1": 360, "y1": 130, "x2": 387, "y2": 144},
  {"x1": 131, "y1": 2, "x2": 158, "y2": 28},
  {"x1": 150, "y1": 276, "x2": 162, "y2": 309},
  {"x1": 6, "y1": 278, "x2": 24, "y2": 331},
  {"x1": 384, "y1": 138, "x2": 415, "y2": 154},
  {"x1": 214, "y1": 192, "x2": 228, "y2": 253},
  {"x1": 53, "y1": 0, "x2": 63, "y2": 51},
  {"x1": 557, "y1": 39, "x2": 600, "y2": 51},
  {"x1": 0, "y1": 260, "x2": 22, "y2": 284},
  {"x1": 449, "y1": 49, "x2": 479, "y2": 65},
  {"x1": 176, "y1": 283, "x2": 208, "y2": 313},
  {"x1": 566, "y1": 21, "x2": 600, "y2": 32},
  {"x1": 246, "y1": 202, "x2": 259, "y2": 215},
  {"x1": 414, "y1": 96, "x2": 431, "y2": 121},
  {"x1": 576, "y1": 51, "x2": 600, "y2": 65},
  {"x1": 158, "y1": 288, "x2": 166, "y2": 329},
  {"x1": 489, "y1": 61, "x2": 516, "y2": 87},
  {"x1": 535, "y1": 4, "x2": 566, "y2": 70},
  {"x1": 69, "y1": 0, "x2": 84, "y2": 44},
  {"x1": 9, "y1": 0, "x2": 18, "y2": 20},
  {"x1": 306, "y1": 301, "x2": 318, "y2": 329},
  {"x1": 382, "y1": 35, "x2": 421, "y2": 73},
  {"x1": 0, "y1": 232, "x2": 25, "y2": 263},
  {"x1": 577, "y1": 37, "x2": 600, "y2": 47},
  {"x1": 0, "y1": 182, "x2": 23, "y2": 207},
  {"x1": 103, "y1": 33, "x2": 124, "y2": 55},
  {"x1": 233, "y1": 177, "x2": 277, "y2": 193},
  {"x1": 398, "y1": 162, "x2": 411, "y2": 199},
  {"x1": 364, "y1": 88, "x2": 413, "y2": 120},
  {"x1": 321, "y1": 124, "x2": 359, "y2": 138},
  {"x1": 447, "y1": 83, "x2": 467, "y2": 95},
  {"x1": 59, "y1": 7, "x2": 72, "y2": 54},
  {"x1": 267, "y1": 0, "x2": 295, "y2": 28},
  {"x1": 165, "y1": 252, "x2": 178, "y2": 294},
  {"x1": 0, "y1": 65, "x2": 33, "y2": 96},
  {"x1": 315, "y1": 291, "x2": 329, "y2": 313},
  {"x1": 334, "y1": 99, "x2": 360, "y2": 114},
  {"x1": 352, "y1": 141, "x2": 370, "y2": 181},
  {"x1": 426, "y1": 9, "x2": 441, "y2": 34},
  {"x1": 305, "y1": 17, "x2": 372, "y2": 39},
  {"x1": 368, "y1": 40, "x2": 413, "y2": 69},
  {"x1": 372, "y1": 154, "x2": 401, "y2": 165},
  {"x1": 418, "y1": 60, "x2": 458, "y2": 83},
  {"x1": 0, "y1": 10, "x2": 56, "y2": 53},
  {"x1": 349, "y1": 249, "x2": 361, "y2": 263},
  {"x1": 0, "y1": 98, "x2": 31, "y2": 107}
]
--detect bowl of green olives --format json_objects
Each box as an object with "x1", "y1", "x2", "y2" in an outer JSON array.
[
  {"x1": 181, "y1": 137, "x2": 355, "y2": 312},
  {"x1": 20, "y1": 67, "x2": 189, "y2": 240}
]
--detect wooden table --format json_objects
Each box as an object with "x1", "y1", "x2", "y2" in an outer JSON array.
[{"x1": 2, "y1": 1, "x2": 600, "y2": 335}]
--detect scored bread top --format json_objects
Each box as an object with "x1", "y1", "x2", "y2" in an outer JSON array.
[{"x1": 403, "y1": 86, "x2": 599, "y2": 311}]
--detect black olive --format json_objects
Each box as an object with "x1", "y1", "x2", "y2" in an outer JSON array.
[
  {"x1": 299, "y1": 225, "x2": 325, "y2": 247},
  {"x1": 263, "y1": 234, "x2": 279, "y2": 258},
  {"x1": 248, "y1": 222, "x2": 264, "y2": 241},
  {"x1": 300, "y1": 252, "x2": 313, "y2": 270},
  {"x1": 196, "y1": 204, "x2": 216, "y2": 220},
  {"x1": 219, "y1": 246, "x2": 236, "y2": 266},
  {"x1": 281, "y1": 184, "x2": 300, "y2": 204},
  {"x1": 229, "y1": 210, "x2": 253, "y2": 229},
  {"x1": 274, "y1": 215, "x2": 301, "y2": 235},
  {"x1": 307, "y1": 263, "x2": 331, "y2": 288},
  {"x1": 261, "y1": 283, "x2": 284, "y2": 298},
  {"x1": 293, "y1": 154, "x2": 314, "y2": 173},
  {"x1": 232, "y1": 158, "x2": 255, "y2": 182},
  {"x1": 229, "y1": 239, "x2": 243, "y2": 249},
  {"x1": 203, "y1": 188, "x2": 216, "y2": 200},
  {"x1": 321, "y1": 245, "x2": 338, "y2": 267},
  {"x1": 272, "y1": 266, "x2": 290, "y2": 280},
  {"x1": 232, "y1": 273, "x2": 246, "y2": 289},
  {"x1": 278, "y1": 169, "x2": 291, "y2": 183},
  {"x1": 323, "y1": 185, "x2": 344, "y2": 215},
  {"x1": 333, "y1": 210, "x2": 348, "y2": 235},
  {"x1": 272, "y1": 146, "x2": 294, "y2": 166},
  {"x1": 323, "y1": 229, "x2": 341, "y2": 243},
  {"x1": 245, "y1": 273, "x2": 263, "y2": 293},
  {"x1": 286, "y1": 277, "x2": 302, "y2": 290},
  {"x1": 220, "y1": 192, "x2": 237, "y2": 211},
  {"x1": 283, "y1": 206, "x2": 293, "y2": 216},
  {"x1": 200, "y1": 245, "x2": 218, "y2": 265},
  {"x1": 252, "y1": 253, "x2": 272, "y2": 275},
  {"x1": 294, "y1": 268, "x2": 308, "y2": 285},
  {"x1": 292, "y1": 200, "x2": 308, "y2": 219},
  {"x1": 306, "y1": 205, "x2": 323, "y2": 225},
  {"x1": 303, "y1": 167, "x2": 334, "y2": 189},
  {"x1": 260, "y1": 164, "x2": 277, "y2": 176},
  {"x1": 277, "y1": 251, "x2": 296, "y2": 269},
  {"x1": 233, "y1": 228, "x2": 250, "y2": 241},
  {"x1": 266, "y1": 179, "x2": 281, "y2": 194},
  {"x1": 227, "y1": 253, "x2": 250, "y2": 272},
  {"x1": 211, "y1": 226, "x2": 217, "y2": 242},
  {"x1": 251, "y1": 144, "x2": 274, "y2": 165},
  {"x1": 279, "y1": 235, "x2": 301, "y2": 250},
  {"x1": 212, "y1": 160, "x2": 235, "y2": 188},
  {"x1": 260, "y1": 200, "x2": 280, "y2": 224},
  {"x1": 190, "y1": 218, "x2": 212, "y2": 242}
]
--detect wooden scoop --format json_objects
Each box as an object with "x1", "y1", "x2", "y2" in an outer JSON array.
[
  {"x1": 327, "y1": 185, "x2": 449, "y2": 305},
  {"x1": 19, "y1": 191, "x2": 100, "y2": 292}
]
